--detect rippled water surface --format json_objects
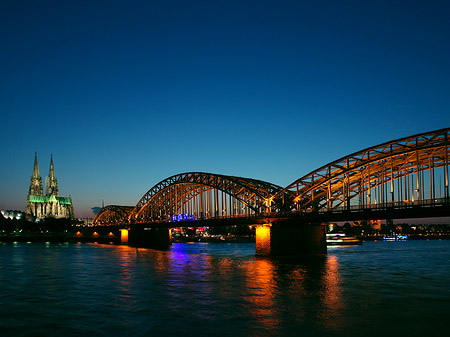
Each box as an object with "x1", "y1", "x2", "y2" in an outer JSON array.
[{"x1": 1, "y1": 240, "x2": 450, "y2": 336}]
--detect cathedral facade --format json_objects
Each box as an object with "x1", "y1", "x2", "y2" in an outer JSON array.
[{"x1": 26, "y1": 153, "x2": 74, "y2": 219}]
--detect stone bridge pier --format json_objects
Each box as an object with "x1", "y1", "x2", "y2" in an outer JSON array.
[
  {"x1": 121, "y1": 228, "x2": 171, "y2": 250},
  {"x1": 255, "y1": 220, "x2": 327, "y2": 256}
]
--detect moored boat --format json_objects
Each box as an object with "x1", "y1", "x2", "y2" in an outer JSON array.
[
  {"x1": 326, "y1": 233, "x2": 362, "y2": 246},
  {"x1": 383, "y1": 234, "x2": 408, "y2": 241}
]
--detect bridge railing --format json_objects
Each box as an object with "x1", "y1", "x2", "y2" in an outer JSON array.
[
  {"x1": 311, "y1": 197, "x2": 450, "y2": 214},
  {"x1": 96, "y1": 197, "x2": 449, "y2": 226},
  {"x1": 155, "y1": 197, "x2": 450, "y2": 222},
  {"x1": 168, "y1": 212, "x2": 275, "y2": 224}
]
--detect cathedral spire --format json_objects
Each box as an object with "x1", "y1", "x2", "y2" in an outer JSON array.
[
  {"x1": 28, "y1": 152, "x2": 44, "y2": 196},
  {"x1": 33, "y1": 152, "x2": 40, "y2": 177},
  {"x1": 49, "y1": 153, "x2": 55, "y2": 178},
  {"x1": 46, "y1": 154, "x2": 59, "y2": 197}
]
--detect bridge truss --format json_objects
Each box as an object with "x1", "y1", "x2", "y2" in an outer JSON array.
[
  {"x1": 92, "y1": 205, "x2": 134, "y2": 226},
  {"x1": 276, "y1": 127, "x2": 450, "y2": 213},
  {"x1": 92, "y1": 128, "x2": 450, "y2": 226},
  {"x1": 129, "y1": 172, "x2": 284, "y2": 223}
]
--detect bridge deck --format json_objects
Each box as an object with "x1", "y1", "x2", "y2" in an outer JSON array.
[{"x1": 104, "y1": 199, "x2": 450, "y2": 230}]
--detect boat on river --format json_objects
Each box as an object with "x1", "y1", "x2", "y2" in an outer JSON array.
[
  {"x1": 326, "y1": 233, "x2": 362, "y2": 246},
  {"x1": 383, "y1": 234, "x2": 408, "y2": 241}
]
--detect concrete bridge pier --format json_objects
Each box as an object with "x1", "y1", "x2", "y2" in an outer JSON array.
[
  {"x1": 255, "y1": 222, "x2": 327, "y2": 256},
  {"x1": 122, "y1": 228, "x2": 171, "y2": 250}
]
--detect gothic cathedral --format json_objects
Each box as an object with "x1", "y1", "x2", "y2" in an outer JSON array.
[{"x1": 26, "y1": 153, "x2": 74, "y2": 219}]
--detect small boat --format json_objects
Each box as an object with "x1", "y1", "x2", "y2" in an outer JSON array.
[
  {"x1": 383, "y1": 235, "x2": 408, "y2": 241},
  {"x1": 326, "y1": 233, "x2": 362, "y2": 246}
]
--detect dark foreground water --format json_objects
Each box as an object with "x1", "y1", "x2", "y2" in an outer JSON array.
[{"x1": 1, "y1": 240, "x2": 450, "y2": 337}]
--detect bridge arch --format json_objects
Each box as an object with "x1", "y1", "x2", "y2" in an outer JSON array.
[
  {"x1": 276, "y1": 127, "x2": 450, "y2": 212},
  {"x1": 92, "y1": 205, "x2": 134, "y2": 225},
  {"x1": 130, "y1": 172, "x2": 284, "y2": 223}
]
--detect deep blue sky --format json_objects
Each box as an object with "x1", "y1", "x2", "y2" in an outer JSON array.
[{"x1": 1, "y1": 0, "x2": 450, "y2": 218}]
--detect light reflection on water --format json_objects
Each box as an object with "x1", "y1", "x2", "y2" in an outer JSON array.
[{"x1": 1, "y1": 241, "x2": 450, "y2": 336}]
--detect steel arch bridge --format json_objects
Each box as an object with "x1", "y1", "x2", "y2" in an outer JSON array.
[
  {"x1": 92, "y1": 127, "x2": 450, "y2": 226},
  {"x1": 93, "y1": 205, "x2": 134, "y2": 226},
  {"x1": 130, "y1": 172, "x2": 284, "y2": 223},
  {"x1": 275, "y1": 127, "x2": 450, "y2": 213}
]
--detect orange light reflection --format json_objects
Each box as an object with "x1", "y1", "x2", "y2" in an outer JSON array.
[
  {"x1": 320, "y1": 254, "x2": 344, "y2": 330},
  {"x1": 244, "y1": 258, "x2": 280, "y2": 332}
]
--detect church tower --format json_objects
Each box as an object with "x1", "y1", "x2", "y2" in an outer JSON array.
[
  {"x1": 26, "y1": 152, "x2": 45, "y2": 217},
  {"x1": 26, "y1": 153, "x2": 74, "y2": 219},
  {"x1": 45, "y1": 154, "x2": 59, "y2": 196},
  {"x1": 29, "y1": 152, "x2": 44, "y2": 196}
]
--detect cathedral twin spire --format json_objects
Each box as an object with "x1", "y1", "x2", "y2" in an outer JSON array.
[
  {"x1": 29, "y1": 153, "x2": 59, "y2": 197},
  {"x1": 46, "y1": 154, "x2": 59, "y2": 197},
  {"x1": 29, "y1": 152, "x2": 44, "y2": 196},
  {"x1": 32, "y1": 152, "x2": 40, "y2": 178},
  {"x1": 26, "y1": 153, "x2": 73, "y2": 219}
]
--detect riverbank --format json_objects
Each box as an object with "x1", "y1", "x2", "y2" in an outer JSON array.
[
  {"x1": 361, "y1": 234, "x2": 450, "y2": 241},
  {"x1": 0, "y1": 234, "x2": 120, "y2": 244}
]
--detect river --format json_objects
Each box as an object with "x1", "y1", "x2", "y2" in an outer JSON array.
[{"x1": 1, "y1": 240, "x2": 449, "y2": 336}]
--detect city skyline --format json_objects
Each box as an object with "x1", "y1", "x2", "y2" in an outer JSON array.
[{"x1": 1, "y1": 1, "x2": 450, "y2": 217}]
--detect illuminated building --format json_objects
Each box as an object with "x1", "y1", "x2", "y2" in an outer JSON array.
[{"x1": 25, "y1": 153, "x2": 74, "y2": 219}]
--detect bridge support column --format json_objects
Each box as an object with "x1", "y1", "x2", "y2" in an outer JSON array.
[
  {"x1": 255, "y1": 223, "x2": 327, "y2": 256},
  {"x1": 127, "y1": 228, "x2": 171, "y2": 250},
  {"x1": 120, "y1": 229, "x2": 129, "y2": 244}
]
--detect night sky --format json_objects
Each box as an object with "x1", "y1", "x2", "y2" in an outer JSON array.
[{"x1": 1, "y1": 0, "x2": 450, "y2": 218}]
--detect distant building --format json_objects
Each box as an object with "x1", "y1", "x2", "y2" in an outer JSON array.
[
  {"x1": 25, "y1": 153, "x2": 74, "y2": 219},
  {"x1": 1, "y1": 210, "x2": 26, "y2": 221},
  {"x1": 369, "y1": 219, "x2": 381, "y2": 231},
  {"x1": 77, "y1": 217, "x2": 93, "y2": 226}
]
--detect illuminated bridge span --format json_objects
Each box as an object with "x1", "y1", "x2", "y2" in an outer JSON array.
[
  {"x1": 94, "y1": 173, "x2": 284, "y2": 225},
  {"x1": 277, "y1": 126, "x2": 450, "y2": 215},
  {"x1": 93, "y1": 128, "x2": 450, "y2": 255},
  {"x1": 92, "y1": 205, "x2": 134, "y2": 226},
  {"x1": 94, "y1": 127, "x2": 450, "y2": 225},
  {"x1": 131, "y1": 172, "x2": 284, "y2": 222}
]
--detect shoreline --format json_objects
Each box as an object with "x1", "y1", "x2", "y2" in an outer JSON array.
[{"x1": 2, "y1": 234, "x2": 450, "y2": 245}]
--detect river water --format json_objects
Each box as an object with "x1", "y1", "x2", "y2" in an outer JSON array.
[{"x1": 1, "y1": 240, "x2": 450, "y2": 337}]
